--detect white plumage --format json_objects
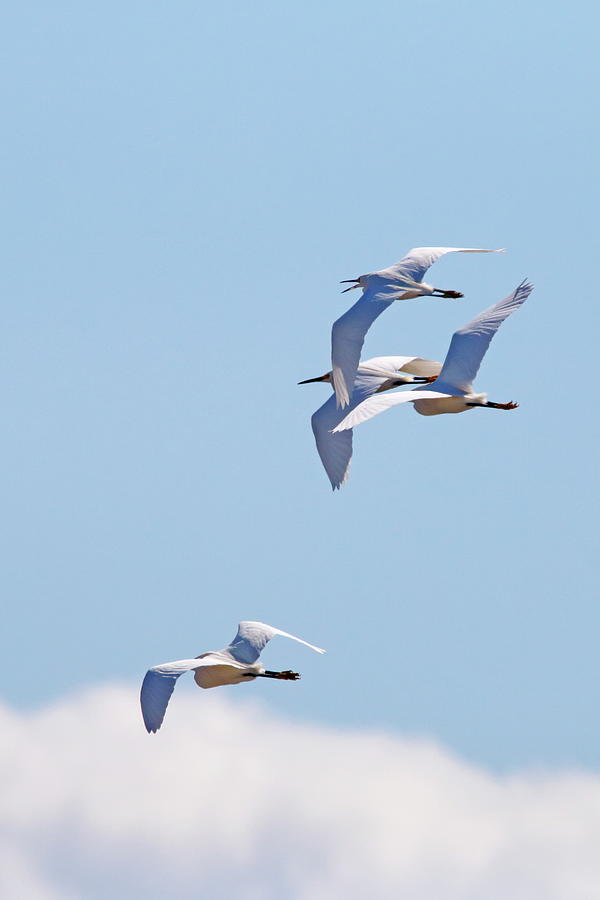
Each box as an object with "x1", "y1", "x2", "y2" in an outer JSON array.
[
  {"x1": 140, "y1": 621, "x2": 325, "y2": 733},
  {"x1": 333, "y1": 280, "x2": 533, "y2": 432},
  {"x1": 301, "y1": 356, "x2": 441, "y2": 489},
  {"x1": 332, "y1": 246, "x2": 504, "y2": 408}
]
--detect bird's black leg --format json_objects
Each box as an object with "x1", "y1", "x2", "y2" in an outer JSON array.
[
  {"x1": 466, "y1": 400, "x2": 519, "y2": 410},
  {"x1": 431, "y1": 289, "x2": 464, "y2": 298}
]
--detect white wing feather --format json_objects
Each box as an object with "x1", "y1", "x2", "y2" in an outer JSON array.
[
  {"x1": 379, "y1": 247, "x2": 505, "y2": 283},
  {"x1": 140, "y1": 657, "x2": 224, "y2": 733},
  {"x1": 227, "y1": 621, "x2": 325, "y2": 664},
  {"x1": 331, "y1": 287, "x2": 395, "y2": 407},
  {"x1": 332, "y1": 247, "x2": 503, "y2": 407},
  {"x1": 311, "y1": 370, "x2": 385, "y2": 490},
  {"x1": 436, "y1": 280, "x2": 533, "y2": 392},
  {"x1": 312, "y1": 357, "x2": 442, "y2": 488},
  {"x1": 331, "y1": 389, "x2": 452, "y2": 432},
  {"x1": 311, "y1": 395, "x2": 354, "y2": 490}
]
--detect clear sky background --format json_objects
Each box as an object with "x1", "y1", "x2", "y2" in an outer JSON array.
[{"x1": 1, "y1": 0, "x2": 599, "y2": 779}]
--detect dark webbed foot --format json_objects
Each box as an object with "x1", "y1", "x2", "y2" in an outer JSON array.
[
  {"x1": 487, "y1": 400, "x2": 519, "y2": 410},
  {"x1": 275, "y1": 670, "x2": 300, "y2": 680}
]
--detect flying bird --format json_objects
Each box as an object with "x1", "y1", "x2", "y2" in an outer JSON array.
[
  {"x1": 140, "y1": 621, "x2": 326, "y2": 733},
  {"x1": 299, "y1": 356, "x2": 441, "y2": 489},
  {"x1": 332, "y1": 280, "x2": 533, "y2": 433},
  {"x1": 332, "y1": 246, "x2": 505, "y2": 408}
]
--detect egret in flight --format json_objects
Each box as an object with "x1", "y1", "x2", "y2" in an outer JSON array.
[
  {"x1": 332, "y1": 246, "x2": 504, "y2": 408},
  {"x1": 140, "y1": 621, "x2": 325, "y2": 733},
  {"x1": 299, "y1": 356, "x2": 441, "y2": 489},
  {"x1": 333, "y1": 280, "x2": 533, "y2": 432}
]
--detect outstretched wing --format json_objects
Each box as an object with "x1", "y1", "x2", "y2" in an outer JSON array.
[
  {"x1": 379, "y1": 247, "x2": 505, "y2": 283},
  {"x1": 311, "y1": 360, "x2": 426, "y2": 489},
  {"x1": 227, "y1": 621, "x2": 326, "y2": 664},
  {"x1": 331, "y1": 287, "x2": 395, "y2": 407},
  {"x1": 311, "y1": 395, "x2": 354, "y2": 490},
  {"x1": 436, "y1": 280, "x2": 533, "y2": 392},
  {"x1": 140, "y1": 657, "x2": 217, "y2": 733},
  {"x1": 332, "y1": 389, "x2": 451, "y2": 432}
]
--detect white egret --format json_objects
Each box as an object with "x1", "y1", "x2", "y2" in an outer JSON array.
[
  {"x1": 332, "y1": 246, "x2": 504, "y2": 408},
  {"x1": 299, "y1": 356, "x2": 441, "y2": 489},
  {"x1": 140, "y1": 621, "x2": 325, "y2": 733},
  {"x1": 332, "y1": 280, "x2": 533, "y2": 433}
]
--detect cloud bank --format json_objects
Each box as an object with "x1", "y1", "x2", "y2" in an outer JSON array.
[{"x1": 1, "y1": 684, "x2": 599, "y2": 899}]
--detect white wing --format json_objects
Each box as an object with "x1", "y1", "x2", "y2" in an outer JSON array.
[
  {"x1": 332, "y1": 389, "x2": 451, "y2": 432},
  {"x1": 331, "y1": 286, "x2": 395, "y2": 407},
  {"x1": 311, "y1": 395, "x2": 354, "y2": 490},
  {"x1": 378, "y1": 247, "x2": 505, "y2": 283},
  {"x1": 140, "y1": 657, "x2": 228, "y2": 733},
  {"x1": 436, "y1": 280, "x2": 533, "y2": 392},
  {"x1": 227, "y1": 621, "x2": 326, "y2": 664},
  {"x1": 310, "y1": 367, "x2": 396, "y2": 490}
]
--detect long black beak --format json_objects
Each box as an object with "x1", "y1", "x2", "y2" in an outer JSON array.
[
  {"x1": 298, "y1": 374, "x2": 330, "y2": 385},
  {"x1": 340, "y1": 278, "x2": 360, "y2": 293}
]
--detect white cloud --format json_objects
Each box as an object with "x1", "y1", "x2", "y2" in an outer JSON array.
[{"x1": 0, "y1": 684, "x2": 599, "y2": 899}]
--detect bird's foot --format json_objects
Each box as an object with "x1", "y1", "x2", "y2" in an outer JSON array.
[
  {"x1": 488, "y1": 400, "x2": 519, "y2": 410},
  {"x1": 276, "y1": 670, "x2": 300, "y2": 680},
  {"x1": 442, "y1": 290, "x2": 463, "y2": 299}
]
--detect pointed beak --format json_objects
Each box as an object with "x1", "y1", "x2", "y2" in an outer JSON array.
[
  {"x1": 298, "y1": 373, "x2": 330, "y2": 385},
  {"x1": 340, "y1": 279, "x2": 361, "y2": 293}
]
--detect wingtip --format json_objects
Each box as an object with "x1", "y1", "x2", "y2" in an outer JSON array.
[{"x1": 142, "y1": 716, "x2": 159, "y2": 734}]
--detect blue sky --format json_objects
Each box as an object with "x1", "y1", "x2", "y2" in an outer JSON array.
[{"x1": 1, "y1": 0, "x2": 599, "y2": 772}]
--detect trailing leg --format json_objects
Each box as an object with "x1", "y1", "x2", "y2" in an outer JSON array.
[
  {"x1": 467, "y1": 400, "x2": 518, "y2": 410},
  {"x1": 256, "y1": 670, "x2": 300, "y2": 680}
]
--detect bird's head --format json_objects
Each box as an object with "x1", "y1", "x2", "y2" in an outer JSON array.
[{"x1": 298, "y1": 372, "x2": 332, "y2": 385}]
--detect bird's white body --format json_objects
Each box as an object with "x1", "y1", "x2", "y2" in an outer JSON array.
[
  {"x1": 412, "y1": 390, "x2": 488, "y2": 416},
  {"x1": 333, "y1": 281, "x2": 533, "y2": 431},
  {"x1": 331, "y1": 246, "x2": 504, "y2": 408},
  {"x1": 193, "y1": 654, "x2": 262, "y2": 688},
  {"x1": 141, "y1": 621, "x2": 325, "y2": 733}
]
